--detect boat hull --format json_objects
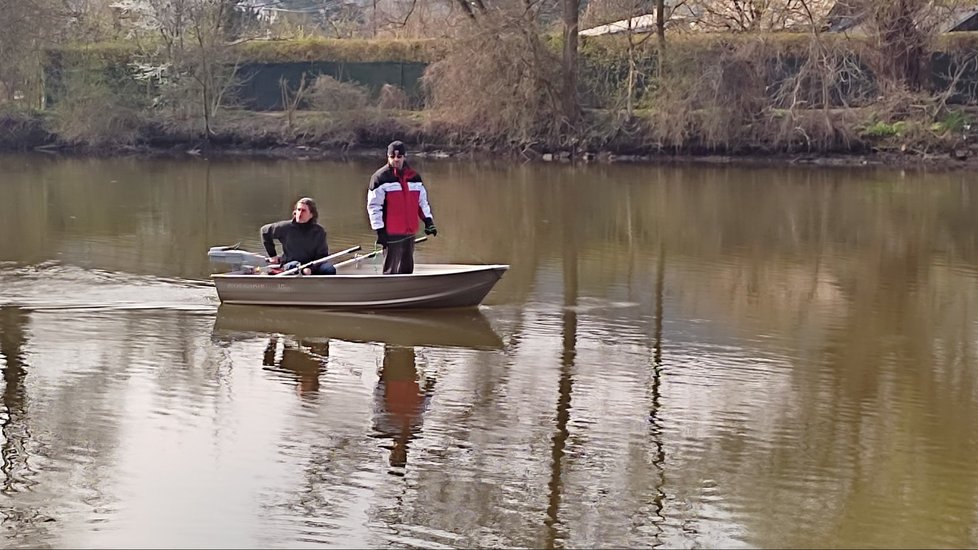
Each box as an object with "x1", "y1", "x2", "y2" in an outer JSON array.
[{"x1": 212, "y1": 263, "x2": 509, "y2": 309}]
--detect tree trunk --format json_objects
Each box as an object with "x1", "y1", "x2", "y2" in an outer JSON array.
[
  {"x1": 656, "y1": 0, "x2": 665, "y2": 77},
  {"x1": 627, "y1": 37, "x2": 635, "y2": 116},
  {"x1": 873, "y1": 0, "x2": 926, "y2": 90},
  {"x1": 562, "y1": 0, "x2": 579, "y2": 124}
]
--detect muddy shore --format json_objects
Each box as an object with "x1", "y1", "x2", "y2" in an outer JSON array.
[
  {"x1": 28, "y1": 142, "x2": 978, "y2": 173},
  {"x1": 5, "y1": 111, "x2": 978, "y2": 171}
]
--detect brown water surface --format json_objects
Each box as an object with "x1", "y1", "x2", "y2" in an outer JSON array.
[{"x1": 1, "y1": 154, "x2": 977, "y2": 548}]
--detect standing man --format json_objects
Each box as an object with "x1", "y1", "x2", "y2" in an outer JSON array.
[
  {"x1": 367, "y1": 140, "x2": 437, "y2": 275},
  {"x1": 261, "y1": 197, "x2": 337, "y2": 275}
]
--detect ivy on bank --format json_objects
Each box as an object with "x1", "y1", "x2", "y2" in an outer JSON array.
[{"x1": 44, "y1": 38, "x2": 449, "y2": 66}]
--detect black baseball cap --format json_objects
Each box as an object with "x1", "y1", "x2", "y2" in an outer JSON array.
[{"x1": 387, "y1": 141, "x2": 406, "y2": 157}]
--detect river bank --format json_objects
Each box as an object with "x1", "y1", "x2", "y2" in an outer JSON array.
[
  {"x1": 123, "y1": 144, "x2": 978, "y2": 172},
  {"x1": 4, "y1": 108, "x2": 978, "y2": 171}
]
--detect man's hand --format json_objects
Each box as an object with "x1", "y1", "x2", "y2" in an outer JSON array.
[
  {"x1": 423, "y1": 218, "x2": 437, "y2": 237},
  {"x1": 375, "y1": 228, "x2": 388, "y2": 247}
]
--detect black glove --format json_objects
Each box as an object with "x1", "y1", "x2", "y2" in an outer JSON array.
[
  {"x1": 375, "y1": 228, "x2": 388, "y2": 247},
  {"x1": 423, "y1": 218, "x2": 437, "y2": 237}
]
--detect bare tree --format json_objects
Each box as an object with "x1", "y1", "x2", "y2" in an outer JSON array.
[
  {"x1": 864, "y1": 0, "x2": 929, "y2": 91},
  {"x1": 280, "y1": 72, "x2": 308, "y2": 132},
  {"x1": 422, "y1": 0, "x2": 568, "y2": 146},
  {"x1": 836, "y1": 0, "x2": 972, "y2": 93},
  {"x1": 686, "y1": 0, "x2": 832, "y2": 31},
  {"x1": 656, "y1": 0, "x2": 665, "y2": 75},
  {"x1": 0, "y1": 0, "x2": 68, "y2": 107},
  {"x1": 562, "y1": 0, "x2": 580, "y2": 123},
  {"x1": 185, "y1": 0, "x2": 244, "y2": 135},
  {"x1": 438, "y1": 0, "x2": 579, "y2": 122},
  {"x1": 113, "y1": 0, "x2": 252, "y2": 136},
  {"x1": 583, "y1": 0, "x2": 677, "y2": 115}
]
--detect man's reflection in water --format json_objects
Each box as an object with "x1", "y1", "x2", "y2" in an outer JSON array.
[
  {"x1": 0, "y1": 306, "x2": 52, "y2": 540},
  {"x1": 262, "y1": 336, "x2": 328, "y2": 397},
  {"x1": 373, "y1": 345, "x2": 434, "y2": 475}
]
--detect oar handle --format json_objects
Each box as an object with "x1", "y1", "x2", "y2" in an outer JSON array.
[
  {"x1": 333, "y1": 236, "x2": 428, "y2": 269},
  {"x1": 275, "y1": 245, "x2": 361, "y2": 276}
]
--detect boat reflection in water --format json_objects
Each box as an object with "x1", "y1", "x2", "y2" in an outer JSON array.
[
  {"x1": 212, "y1": 304, "x2": 504, "y2": 469},
  {"x1": 212, "y1": 304, "x2": 505, "y2": 351}
]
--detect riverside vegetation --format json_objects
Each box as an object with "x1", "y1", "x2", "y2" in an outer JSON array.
[{"x1": 4, "y1": 0, "x2": 978, "y2": 168}]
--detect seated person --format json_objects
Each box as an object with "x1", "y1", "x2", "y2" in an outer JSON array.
[{"x1": 260, "y1": 197, "x2": 337, "y2": 275}]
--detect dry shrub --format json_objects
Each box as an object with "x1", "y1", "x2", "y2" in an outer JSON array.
[
  {"x1": 930, "y1": 48, "x2": 978, "y2": 116},
  {"x1": 645, "y1": 38, "x2": 774, "y2": 151},
  {"x1": 421, "y1": 14, "x2": 565, "y2": 146},
  {"x1": 643, "y1": 34, "x2": 880, "y2": 153},
  {"x1": 770, "y1": 38, "x2": 876, "y2": 111},
  {"x1": 149, "y1": 62, "x2": 243, "y2": 137},
  {"x1": 855, "y1": 87, "x2": 963, "y2": 150},
  {"x1": 50, "y1": 66, "x2": 144, "y2": 147},
  {"x1": 307, "y1": 74, "x2": 369, "y2": 111},
  {"x1": 54, "y1": 98, "x2": 142, "y2": 147},
  {"x1": 864, "y1": 87, "x2": 932, "y2": 121},
  {"x1": 762, "y1": 108, "x2": 862, "y2": 152},
  {"x1": 294, "y1": 109, "x2": 413, "y2": 148},
  {"x1": 377, "y1": 84, "x2": 410, "y2": 110},
  {"x1": 765, "y1": 37, "x2": 874, "y2": 151},
  {"x1": 862, "y1": 0, "x2": 932, "y2": 93}
]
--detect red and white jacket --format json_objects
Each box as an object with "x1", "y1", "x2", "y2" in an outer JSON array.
[{"x1": 367, "y1": 163, "x2": 434, "y2": 235}]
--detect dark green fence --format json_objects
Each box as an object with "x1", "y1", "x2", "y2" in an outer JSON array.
[
  {"x1": 42, "y1": 59, "x2": 429, "y2": 110},
  {"x1": 41, "y1": 52, "x2": 978, "y2": 111},
  {"x1": 236, "y1": 61, "x2": 428, "y2": 110}
]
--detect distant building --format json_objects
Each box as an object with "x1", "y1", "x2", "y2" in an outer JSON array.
[
  {"x1": 238, "y1": 0, "x2": 370, "y2": 24},
  {"x1": 824, "y1": 0, "x2": 864, "y2": 32},
  {"x1": 580, "y1": 0, "x2": 838, "y2": 36},
  {"x1": 825, "y1": 0, "x2": 978, "y2": 34},
  {"x1": 580, "y1": 5, "x2": 701, "y2": 37},
  {"x1": 932, "y1": 6, "x2": 978, "y2": 33}
]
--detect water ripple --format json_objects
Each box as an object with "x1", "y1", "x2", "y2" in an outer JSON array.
[{"x1": 0, "y1": 263, "x2": 215, "y2": 312}]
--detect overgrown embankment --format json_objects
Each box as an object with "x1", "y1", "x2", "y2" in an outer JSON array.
[
  {"x1": 0, "y1": 109, "x2": 51, "y2": 150},
  {"x1": 10, "y1": 33, "x2": 978, "y2": 167}
]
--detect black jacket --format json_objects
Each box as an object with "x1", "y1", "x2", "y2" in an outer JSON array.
[{"x1": 260, "y1": 220, "x2": 329, "y2": 264}]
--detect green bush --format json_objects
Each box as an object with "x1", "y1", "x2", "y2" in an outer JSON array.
[
  {"x1": 861, "y1": 120, "x2": 907, "y2": 138},
  {"x1": 932, "y1": 110, "x2": 973, "y2": 134}
]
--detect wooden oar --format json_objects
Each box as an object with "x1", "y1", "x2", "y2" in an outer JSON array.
[
  {"x1": 333, "y1": 236, "x2": 428, "y2": 269},
  {"x1": 275, "y1": 245, "x2": 361, "y2": 276}
]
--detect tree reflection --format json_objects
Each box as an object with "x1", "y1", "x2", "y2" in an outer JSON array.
[
  {"x1": 372, "y1": 345, "x2": 434, "y2": 475},
  {"x1": 544, "y1": 189, "x2": 579, "y2": 549},
  {"x1": 646, "y1": 245, "x2": 666, "y2": 546},
  {"x1": 0, "y1": 162, "x2": 47, "y2": 264},
  {"x1": 0, "y1": 306, "x2": 50, "y2": 539},
  {"x1": 0, "y1": 306, "x2": 31, "y2": 495}
]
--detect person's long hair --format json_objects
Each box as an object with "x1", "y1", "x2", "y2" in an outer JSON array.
[{"x1": 296, "y1": 197, "x2": 319, "y2": 223}]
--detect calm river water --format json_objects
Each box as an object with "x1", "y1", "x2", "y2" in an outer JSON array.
[{"x1": 1, "y1": 153, "x2": 977, "y2": 548}]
